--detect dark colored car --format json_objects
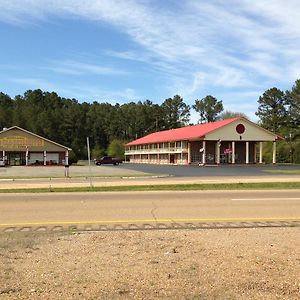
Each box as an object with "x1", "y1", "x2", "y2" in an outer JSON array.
[{"x1": 95, "y1": 156, "x2": 122, "y2": 166}]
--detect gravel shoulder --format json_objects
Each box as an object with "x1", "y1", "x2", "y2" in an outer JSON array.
[{"x1": 1, "y1": 228, "x2": 300, "y2": 299}]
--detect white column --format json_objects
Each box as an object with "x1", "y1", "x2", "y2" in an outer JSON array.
[
  {"x1": 25, "y1": 148, "x2": 29, "y2": 166},
  {"x1": 272, "y1": 141, "x2": 277, "y2": 164},
  {"x1": 2, "y1": 150, "x2": 5, "y2": 165},
  {"x1": 232, "y1": 141, "x2": 235, "y2": 164},
  {"x1": 180, "y1": 141, "x2": 183, "y2": 165},
  {"x1": 246, "y1": 142, "x2": 249, "y2": 164},
  {"x1": 259, "y1": 142, "x2": 263, "y2": 164},
  {"x1": 187, "y1": 142, "x2": 191, "y2": 164},
  {"x1": 43, "y1": 150, "x2": 47, "y2": 166},
  {"x1": 65, "y1": 150, "x2": 69, "y2": 165},
  {"x1": 202, "y1": 141, "x2": 206, "y2": 164},
  {"x1": 216, "y1": 141, "x2": 220, "y2": 164}
]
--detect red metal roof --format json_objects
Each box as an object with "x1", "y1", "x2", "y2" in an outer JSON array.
[{"x1": 126, "y1": 117, "x2": 241, "y2": 146}]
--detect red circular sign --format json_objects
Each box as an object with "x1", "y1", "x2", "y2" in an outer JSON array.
[{"x1": 236, "y1": 124, "x2": 245, "y2": 134}]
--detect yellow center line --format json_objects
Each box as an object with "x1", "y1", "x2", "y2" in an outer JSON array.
[{"x1": 1, "y1": 216, "x2": 300, "y2": 227}]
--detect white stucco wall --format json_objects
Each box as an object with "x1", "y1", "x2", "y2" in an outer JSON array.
[{"x1": 205, "y1": 119, "x2": 278, "y2": 141}]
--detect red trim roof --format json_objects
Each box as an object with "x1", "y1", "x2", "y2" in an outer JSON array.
[{"x1": 126, "y1": 117, "x2": 240, "y2": 146}]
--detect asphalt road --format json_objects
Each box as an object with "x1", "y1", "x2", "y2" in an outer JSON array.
[
  {"x1": 1, "y1": 164, "x2": 300, "y2": 190},
  {"x1": 1, "y1": 190, "x2": 300, "y2": 231}
]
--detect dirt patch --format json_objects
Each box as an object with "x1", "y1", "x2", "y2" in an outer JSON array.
[{"x1": 0, "y1": 228, "x2": 300, "y2": 299}]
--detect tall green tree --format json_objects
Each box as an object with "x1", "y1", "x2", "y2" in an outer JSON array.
[
  {"x1": 0, "y1": 93, "x2": 14, "y2": 129},
  {"x1": 286, "y1": 79, "x2": 300, "y2": 138},
  {"x1": 255, "y1": 87, "x2": 287, "y2": 134},
  {"x1": 193, "y1": 95, "x2": 223, "y2": 123},
  {"x1": 161, "y1": 95, "x2": 190, "y2": 129},
  {"x1": 120, "y1": 100, "x2": 166, "y2": 139},
  {"x1": 86, "y1": 102, "x2": 113, "y2": 150}
]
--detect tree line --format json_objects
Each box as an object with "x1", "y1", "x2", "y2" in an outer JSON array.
[{"x1": 0, "y1": 79, "x2": 299, "y2": 163}]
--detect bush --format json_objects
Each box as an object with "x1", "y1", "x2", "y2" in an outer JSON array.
[
  {"x1": 292, "y1": 141, "x2": 300, "y2": 163},
  {"x1": 262, "y1": 141, "x2": 293, "y2": 164},
  {"x1": 262, "y1": 141, "x2": 272, "y2": 163},
  {"x1": 68, "y1": 150, "x2": 78, "y2": 165},
  {"x1": 91, "y1": 145, "x2": 106, "y2": 159},
  {"x1": 108, "y1": 139, "x2": 125, "y2": 160}
]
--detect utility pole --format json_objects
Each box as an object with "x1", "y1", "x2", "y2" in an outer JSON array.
[
  {"x1": 87, "y1": 137, "x2": 91, "y2": 167},
  {"x1": 87, "y1": 137, "x2": 93, "y2": 188}
]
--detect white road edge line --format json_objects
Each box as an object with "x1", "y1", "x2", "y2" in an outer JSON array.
[{"x1": 232, "y1": 198, "x2": 300, "y2": 201}]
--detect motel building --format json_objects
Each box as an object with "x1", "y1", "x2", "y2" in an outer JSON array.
[
  {"x1": 125, "y1": 117, "x2": 282, "y2": 165},
  {"x1": 0, "y1": 126, "x2": 71, "y2": 166}
]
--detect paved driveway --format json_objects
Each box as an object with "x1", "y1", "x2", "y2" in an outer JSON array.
[
  {"x1": 0, "y1": 165, "x2": 151, "y2": 179},
  {"x1": 119, "y1": 163, "x2": 300, "y2": 177},
  {"x1": 0, "y1": 163, "x2": 299, "y2": 180}
]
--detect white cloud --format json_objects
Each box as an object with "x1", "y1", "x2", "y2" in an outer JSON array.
[
  {"x1": 10, "y1": 76, "x2": 140, "y2": 103},
  {"x1": 44, "y1": 59, "x2": 128, "y2": 76},
  {"x1": 11, "y1": 77, "x2": 57, "y2": 91},
  {"x1": 2, "y1": 0, "x2": 300, "y2": 117},
  {"x1": 60, "y1": 84, "x2": 140, "y2": 103}
]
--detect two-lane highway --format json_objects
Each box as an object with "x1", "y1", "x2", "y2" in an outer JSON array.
[{"x1": 1, "y1": 190, "x2": 300, "y2": 231}]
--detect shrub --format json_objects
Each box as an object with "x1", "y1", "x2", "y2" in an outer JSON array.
[{"x1": 108, "y1": 139, "x2": 125, "y2": 160}]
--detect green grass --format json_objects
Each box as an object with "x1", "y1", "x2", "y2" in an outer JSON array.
[{"x1": 0, "y1": 182, "x2": 300, "y2": 193}]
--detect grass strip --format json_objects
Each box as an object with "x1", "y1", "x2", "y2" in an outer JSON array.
[{"x1": 0, "y1": 182, "x2": 300, "y2": 193}]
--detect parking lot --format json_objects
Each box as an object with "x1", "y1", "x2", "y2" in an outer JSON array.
[
  {"x1": 0, "y1": 164, "x2": 152, "y2": 179},
  {"x1": 0, "y1": 163, "x2": 300, "y2": 179},
  {"x1": 118, "y1": 163, "x2": 300, "y2": 177}
]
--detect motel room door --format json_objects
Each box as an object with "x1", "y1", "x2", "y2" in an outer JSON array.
[{"x1": 169, "y1": 154, "x2": 175, "y2": 164}]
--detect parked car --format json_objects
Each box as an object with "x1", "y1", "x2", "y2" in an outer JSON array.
[
  {"x1": 95, "y1": 156, "x2": 122, "y2": 166},
  {"x1": 0, "y1": 160, "x2": 5, "y2": 167}
]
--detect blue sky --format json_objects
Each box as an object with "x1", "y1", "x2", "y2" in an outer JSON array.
[{"x1": 1, "y1": 0, "x2": 300, "y2": 122}]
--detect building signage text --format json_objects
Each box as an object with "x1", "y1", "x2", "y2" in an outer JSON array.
[{"x1": 0, "y1": 136, "x2": 45, "y2": 149}]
